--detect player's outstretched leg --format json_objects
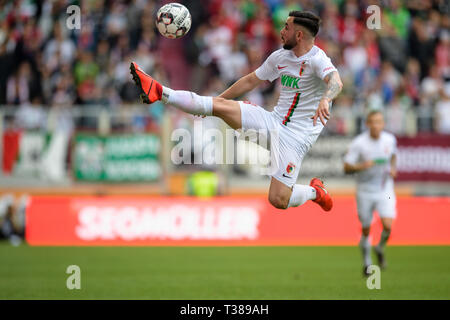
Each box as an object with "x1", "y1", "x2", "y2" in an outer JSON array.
[
  {"x1": 130, "y1": 62, "x2": 163, "y2": 104},
  {"x1": 130, "y1": 61, "x2": 213, "y2": 116},
  {"x1": 309, "y1": 178, "x2": 333, "y2": 211},
  {"x1": 130, "y1": 62, "x2": 243, "y2": 129}
]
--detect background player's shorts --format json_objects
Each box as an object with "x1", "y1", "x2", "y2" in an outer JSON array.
[
  {"x1": 356, "y1": 191, "x2": 397, "y2": 228},
  {"x1": 239, "y1": 101, "x2": 319, "y2": 187}
]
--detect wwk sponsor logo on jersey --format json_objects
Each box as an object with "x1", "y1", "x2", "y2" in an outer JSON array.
[{"x1": 280, "y1": 74, "x2": 300, "y2": 89}]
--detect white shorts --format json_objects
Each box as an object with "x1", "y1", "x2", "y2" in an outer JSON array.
[
  {"x1": 356, "y1": 191, "x2": 397, "y2": 228},
  {"x1": 239, "y1": 101, "x2": 320, "y2": 187}
]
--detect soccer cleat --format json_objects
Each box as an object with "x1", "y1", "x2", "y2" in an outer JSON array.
[
  {"x1": 129, "y1": 62, "x2": 162, "y2": 104},
  {"x1": 363, "y1": 265, "x2": 371, "y2": 277},
  {"x1": 310, "y1": 178, "x2": 333, "y2": 212},
  {"x1": 373, "y1": 246, "x2": 387, "y2": 270}
]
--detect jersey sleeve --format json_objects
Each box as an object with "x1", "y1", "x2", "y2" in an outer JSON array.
[
  {"x1": 254, "y1": 50, "x2": 280, "y2": 82},
  {"x1": 344, "y1": 139, "x2": 361, "y2": 165},
  {"x1": 312, "y1": 50, "x2": 337, "y2": 80}
]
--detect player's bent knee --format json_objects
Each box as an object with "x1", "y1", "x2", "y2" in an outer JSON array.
[
  {"x1": 268, "y1": 194, "x2": 290, "y2": 210},
  {"x1": 212, "y1": 97, "x2": 230, "y2": 111},
  {"x1": 212, "y1": 97, "x2": 241, "y2": 129},
  {"x1": 213, "y1": 97, "x2": 240, "y2": 111},
  {"x1": 381, "y1": 218, "x2": 393, "y2": 231}
]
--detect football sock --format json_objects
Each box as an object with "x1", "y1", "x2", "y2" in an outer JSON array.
[
  {"x1": 287, "y1": 184, "x2": 316, "y2": 208},
  {"x1": 359, "y1": 235, "x2": 372, "y2": 266},
  {"x1": 161, "y1": 87, "x2": 213, "y2": 116},
  {"x1": 377, "y1": 229, "x2": 391, "y2": 251}
]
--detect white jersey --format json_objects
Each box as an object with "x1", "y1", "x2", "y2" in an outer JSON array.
[
  {"x1": 344, "y1": 131, "x2": 398, "y2": 193},
  {"x1": 255, "y1": 46, "x2": 337, "y2": 134}
]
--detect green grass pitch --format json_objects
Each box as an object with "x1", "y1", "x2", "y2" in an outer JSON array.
[{"x1": 0, "y1": 242, "x2": 449, "y2": 299}]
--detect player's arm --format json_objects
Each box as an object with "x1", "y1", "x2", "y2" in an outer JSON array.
[
  {"x1": 312, "y1": 71, "x2": 343, "y2": 126},
  {"x1": 390, "y1": 154, "x2": 397, "y2": 178},
  {"x1": 343, "y1": 139, "x2": 373, "y2": 174},
  {"x1": 343, "y1": 160, "x2": 374, "y2": 174},
  {"x1": 323, "y1": 71, "x2": 343, "y2": 101},
  {"x1": 218, "y1": 72, "x2": 265, "y2": 100}
]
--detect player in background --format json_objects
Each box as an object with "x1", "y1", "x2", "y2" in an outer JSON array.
[
  {"x1": 130, "y1": 11, "x2": 343, "y2": 212},
  {"x1": 343, "y1": 111, "x2": 398, "y2": 276}
]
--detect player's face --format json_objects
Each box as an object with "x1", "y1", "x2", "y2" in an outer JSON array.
[
  {"x1": 281, "y1": 17, "x2": 299, "y2": 50},
  {"x1": 366, "y1": 113, "x2": 385, "y2": 138}
]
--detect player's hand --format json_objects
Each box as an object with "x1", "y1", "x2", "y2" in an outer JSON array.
[
  {"x1": 360, "y1": 160, "x2": 374, "y2": 170},
  {"x1": 390, "y1": 168, "x2": 397, "y2": 178},
  {"x1": 312, "y1": 98, "x2": 331, "y2": 126}
]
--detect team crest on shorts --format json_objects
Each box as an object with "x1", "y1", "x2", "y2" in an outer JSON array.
[{"x1": 286, "y1": 162, "x2": 296, "y2": 176}]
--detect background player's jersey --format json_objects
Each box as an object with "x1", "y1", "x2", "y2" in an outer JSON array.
[
  {"x1": 344, "y1": 131, "x2": 397, "y2": 193},
  {"x1": 255, "y1": 46, "x2": 337, "y2": 134}
]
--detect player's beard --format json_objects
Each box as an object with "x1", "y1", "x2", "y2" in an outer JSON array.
[{"x1": 282, "y1": 35, "x2": 297, "y2": 50}]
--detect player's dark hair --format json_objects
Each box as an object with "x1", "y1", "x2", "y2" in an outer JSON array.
[
  {"x1": 288, "y1": 11, "x2": 321, "y2": 37},
  {"x1": 366, "y1": 109, "x2": 384, "y2": 120}
]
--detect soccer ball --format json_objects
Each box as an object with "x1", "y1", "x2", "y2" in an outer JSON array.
[{"x1": 156, "y1": 3, "x2": 192, "y2": 39}]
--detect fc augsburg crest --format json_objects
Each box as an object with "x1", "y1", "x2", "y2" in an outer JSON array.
[{"x1": 286, "y1": 162, "x2": 296, "y2": 176}]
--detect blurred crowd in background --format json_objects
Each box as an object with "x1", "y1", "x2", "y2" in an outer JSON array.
[{"x1": 0, "y1": 0, "x2": 449, "y2": 135}]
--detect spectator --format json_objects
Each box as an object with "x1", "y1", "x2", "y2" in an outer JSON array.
[
  {"x1": 435, "y1": 29, "x2": 450, "y2": 79},
  {"x1": 404, "y1": 58, "x2": 421, "y2": 105},
  {"x1": 379, "y1": 61, "x2": 402, "y2": 104},
  {"x1": 319, "y1": 1, "x2": 340, "y2": 43},
  {"x1": 384, "y1": 0, "x2": 411, "y2": 39},
  {"x1": 0, "y1": 39, "x2": 16, "y2": 104},
  {"x1": 218, "y1": 40, "x2": 249, "y2": 84},
  {"x1": 272, "y1": 0, "x2": 302, "y2": 31},
  {"x1": 338, "y1": 0, "x2": 363, "y2": 46},
  {"x1": 14, "y1": 97, "x2": 47, "y2": 130},
  {"x1": 378, "y1": 14, "x2": 408, "y2": 72},
  {"x1": 434, "y1": 89, "x2": 450, "y2": 134},
  {"x1": 408, "y1": 16, "x2": 437, "y2": 78},
  {"x1": 385, "y1": 87, "x2": 412, "y2": 135},
  {"x1": 421, "y1": 65, "x2": 444, "y2": 106},
  {"x1": 74, "y1": 50, "x2": 99, "y2": 86},
  {"x1": 6, "y1": 62, "x2": 33, "y2": 105},
  {"x1": 343, "y1": 37, "x2": 367, "y2": 87},
  {"x1": 43, "y1": 23, "x2": 76, "y2": 70}
]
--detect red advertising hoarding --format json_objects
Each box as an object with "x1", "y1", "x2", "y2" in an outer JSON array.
[{"x1": 26, "y1": 196, "x2": 450, "y2": 246}]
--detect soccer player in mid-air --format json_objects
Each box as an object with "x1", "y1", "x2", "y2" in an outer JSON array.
[
  {"x1": 343, "y1": 110, "x2": 398, "y2": 276},
  {"x1": 130, "y1": 11, "x2": 343, "y2": 212}
]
